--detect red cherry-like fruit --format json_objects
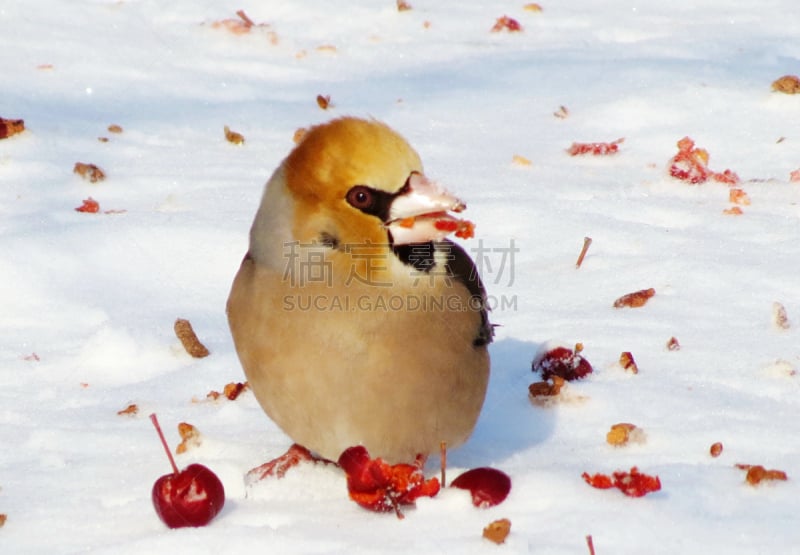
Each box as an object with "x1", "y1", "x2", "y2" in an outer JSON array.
[
  {"x1": 149, "y1": 414, "x2": 225, "y2": 528},
  {"x1": 532, "y1": 343, "x2": 593, "y2": 381},
  {"x1": 450, "y1": 467, "x2": 511, "y2": 508}
]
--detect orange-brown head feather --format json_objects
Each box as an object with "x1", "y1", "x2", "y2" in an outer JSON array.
[{"x1": 282, "y1": 117, "x2": 422, "y2": 246}]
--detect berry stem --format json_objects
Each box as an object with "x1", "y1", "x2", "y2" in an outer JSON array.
[
  {"x1": 586, "y1": 534, "x2": 596, "y2": 555},
  {"x1": 235, "y1": 9, "x2": 255, "y2": 27},
  {"x1": 150, "y1": 413, "x2": 179, "y2": 476}
]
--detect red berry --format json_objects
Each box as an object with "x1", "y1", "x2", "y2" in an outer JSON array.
[
  {"x1": 149, "y1": 414, "x2": 225, "y2": 528},
  {"x1": 450, "y1": 467, "x2": 511, "y2": 508},
  {"x1": 152, "y1": 463, "x2": 226, "y2": 528},
  {"x1": 532, "y1": 345, "x2": 593, "y2": 381}
]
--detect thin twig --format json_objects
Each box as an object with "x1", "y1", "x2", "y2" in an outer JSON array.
[
  {"x1": 575, "y1": 236, "x2": 592, "y2": 268},
  {"x1": 440, "y1": 441, "x2": 447, "y2": 487}
]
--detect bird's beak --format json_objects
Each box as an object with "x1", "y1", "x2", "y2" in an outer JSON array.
[{"x1": 387, "y1": 172, "x2": 475, "y2": 245}]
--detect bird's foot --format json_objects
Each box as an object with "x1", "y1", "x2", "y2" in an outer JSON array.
[{"x1": 245, "y1": 443, "x2": 332, "y2": 484}]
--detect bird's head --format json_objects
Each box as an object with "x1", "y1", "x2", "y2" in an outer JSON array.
[{"x1": 275, "y1": 117, "x2": 470, "y2": 247}]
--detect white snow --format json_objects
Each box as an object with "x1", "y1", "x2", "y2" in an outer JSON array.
[{"x1": 2, "y1": 1, "x2": 800, "y2": 553}]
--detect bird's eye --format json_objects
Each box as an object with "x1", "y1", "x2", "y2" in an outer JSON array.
[{"x1": 346, "y1": 186, "x2": 375, "y2": 210}]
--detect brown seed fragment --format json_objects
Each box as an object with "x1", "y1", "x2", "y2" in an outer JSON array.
[
  {"x1": 174, "y1": 318, "x2": 210, "y2": 358},
  {"x1": 117, "y1": 403, "x2": 139, "y2": 417},
  {"x1": 619, "y1": 351, "x2": 639, "y2": 374},
  {"x1": 73, "y1": 162, "x2": 106, "y2": 183},
  {"x1": 772, "y1": 75, "x2": 800, "y2": 94},
  {"x1": 316, "y1": 94, "x2": 332, "y2": 110},
  {"x1": 224, "y1": 125, "x2": 245, "y2": 145},
  {"x1": 710, "y1": 442, "x2": 723, "y2": 458},
  {"x1": 773, "y1": 302, "x2": 790, "y2": 330},
  {"x1": 0, "y1": 117, "x2": 25, "y2": 139}
]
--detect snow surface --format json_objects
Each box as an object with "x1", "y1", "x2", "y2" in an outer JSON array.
[{"x1": 2, "y1": 1, "x2": 800, "y2": 553}]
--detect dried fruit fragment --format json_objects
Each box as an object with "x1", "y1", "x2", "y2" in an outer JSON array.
[
  {"x1": 117, "y1": 403, "x2": 139, "y2": 417},
  {"x1": 790, "y1": 169, "x2": 800, "y2": 183},
  {"x1": 613, "y1": 288, "x2": 655, "y2": 308},
  {"x1": 736, "y1": 464, "x2": 788, "y2": 486},
  {"x1": 491, "y1": 16, "x2": 522, "y2": 32},
  {"x1": 523, "y1": 3, "x2": 543, "y2": 11},
  {"x1": 710, "y1": 442, "x2": 723, "y2": 458},
  {"x1": 771, "y1": 75, "x2": 800, "y2": 94},
  {"x1": 668, "y1": 136, "x2": 739, "y2": 185},
  {"x1": 224, "y1": 125, "x2": 245, "y2": 145},
  {"x1": 396, "y1": 0, "x2": 412, "y2": 11},
  {"x1": 581, "y1": 472, "x2": 613, "y2": 489},
  {"x1": 512, "y1": 154, "x2": 532, "y2": 167},
  {"x1": 729, "y1": 188, "x2": 750, "y2": 205},
  {"x1": 174, "y1": 318, "x2": 210, "y2": 358},
  {"x1": 0, "y1": 514, "x2": 6, "y2": 527},
  {"x1": 483, "y1": 518, "x2": 511, "y2": 544},
  {"x1": 338, "y1": 446, "x2": 440, "y2": 517},
  {"x1": 773, "y1": 302, "x2": 790, "y2": 330},
  {"x1": 207, "y1": 381, "x2": 250, "y2": 401},
  {"x1": 613, "y1": 467, "x2": 661, "y2": 497},
  {"x1": 108, "y1": 124, "x2": 123, "y2": 134},
  {"x1": 666, "y1": 336, "x2": 681, "y2": 351},
  {"x1": 606, "y1": 423, "x2": 645, "y2": 446},
  {"x1": 529, "y1": 375, "x2": 565, "y2": 398},
  {"x1": 722, "y1": 206, "x2": 743, "y2": 216},
  {"x1": 567, "y1": 138, "x2": 623, "y2": 156},
  {"x1": 74, "y1": 162, "x2": 106, "y2": 183},
  {"x1": 211, "y1": 10, "x2": 260, "y2": 34},
  {"x1": 75, "y1": 197, "x2": 100, "y2": 213},
  {"x1": 583, "y1": 467, "x2": 661, "y2": 497},
  {"x1": 619, "y1": 351, "x2": 639, "y2": 374},
  {"x1": 175, "y1": 422, "x2": 202, "y2": 455},
  {"x1": 454, "y1": 219, "x2": 476, "y2": 239},
  {"x1": 532, "y1": 343, "x2": 593, "y2": 381},
  {"x1": 0, "y1": 117, "x2": 25, "y2": 139}
]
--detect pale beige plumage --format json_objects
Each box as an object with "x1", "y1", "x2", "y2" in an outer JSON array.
[{"x1": 227, "y1": 117, "x2": 491, "y2": 464}]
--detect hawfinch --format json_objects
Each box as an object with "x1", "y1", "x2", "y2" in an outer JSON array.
[{"x1": 227, "y1": 117, "x2": 492, "y2": 466}]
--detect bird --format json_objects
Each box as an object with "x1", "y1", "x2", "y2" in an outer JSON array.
[{"x1": 227, "y1": 117, "x2": 492, "y2": 472}]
